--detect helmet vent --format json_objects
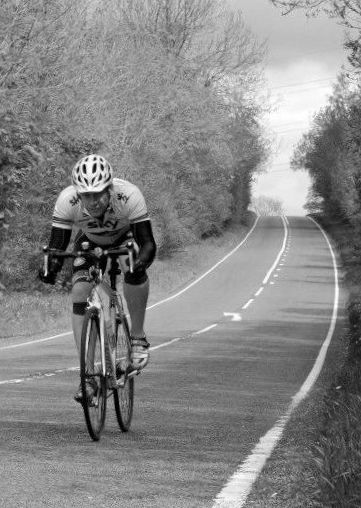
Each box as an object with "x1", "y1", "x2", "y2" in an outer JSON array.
[{"x1": 72, "y1": 154, "x2": 113, "y2": 192}]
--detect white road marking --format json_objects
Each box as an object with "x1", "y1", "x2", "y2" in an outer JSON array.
[
  {"x1": 0, "y1": 217, "x2": 260, "y2": 352},
  {"x1": 212, "y1": 215, "x2": 340, "y2": 508},
  {"x1": 195, "y1": 324, "x2": 218, "y2": 334},
  {"x1": 242, "y1": 299, "x2": 254, "y2": 310},
  {"x1": 262, "y1": 216, "x2": 288, "y2": 284},
  {"x1": 223, "y1": 312, "x2": 242, "y2": 322},
  {"x1": 0, "y1": 324, "x2": 218, "y2": 385},
  {"x1": 150, "y1": 337, "x2": 183, "y2": 351},
  {"x1": 147, "y1": 216, "x2": 260, "y2": 311},
  {"x1": 0, "y1": 331, "x2": 73, "y2": 351},
  {"x1": 255, "y1": 287, "x2": 264, "y2": 297},
  {"x1": 0, "y1": 366, "x2": 79, "y2": 385}
]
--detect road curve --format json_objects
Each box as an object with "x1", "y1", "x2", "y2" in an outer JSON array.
[{"x1": 0, "y1": 216, "x2": 342, "y2": 508}]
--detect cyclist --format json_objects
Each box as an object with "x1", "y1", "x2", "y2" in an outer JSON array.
[{"x1": 39, "y1": 154, "x2": 157, "y2": 402}]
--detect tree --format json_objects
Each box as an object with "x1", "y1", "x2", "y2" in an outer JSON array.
[
  {"x1": 252, "y1": 195, "x2": 285, "y2": 216},
  {"x1": 291, "y1": 73, "x2": 361, "y2": 221},
  {"x1": 269, "y1": 0, "x2": 361, "y2": 68},
  {"x1": 0, "y1": 0, "x2": 270, "y2": 287}
]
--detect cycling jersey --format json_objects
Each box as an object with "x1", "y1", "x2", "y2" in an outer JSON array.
[{"x1": 52, "y1": 178, "x2": 149, "y2": 246}]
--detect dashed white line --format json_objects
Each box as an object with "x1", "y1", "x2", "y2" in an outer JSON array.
[
  {"x1": 150, "y1": 337, "x2": 183, "y2": 351},
  {"x1": 255, "y1": 287, "x2": 264, "y2": 297},
  {"x1": 242, "y1": 299, "x2": 254, "y2": 310},
  {"x1": 0, "y1": 324, "x2": 219, "y2": 385},
  {"x1": 262, "y1": 216, "x2": 288, "y2": 285},
  {"x1": 194, "y1": 324, "x2": 218, "y2": 335}
]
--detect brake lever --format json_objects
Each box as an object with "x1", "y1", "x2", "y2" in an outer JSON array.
[
  {"x1": 128, "y1": 245, "x2": 134, "y2": 274},
  {"x1": 43, "y1": 246, "x2": 49, "y2": 277}
]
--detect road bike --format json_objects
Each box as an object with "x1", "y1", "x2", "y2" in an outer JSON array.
[{"x1": 43, "y1": 239, "x2": 138, "y2": 441}]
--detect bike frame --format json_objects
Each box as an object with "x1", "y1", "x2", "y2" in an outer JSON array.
[
  {"x1": 87, "y1": 276, "x2": 124, "y2": 382},
  {"x1": 43, "y1": 240, "x2": 135, "y2": 385},
  {"x1": 85, "y1": 253, "x2": 129, "y2": 385}
]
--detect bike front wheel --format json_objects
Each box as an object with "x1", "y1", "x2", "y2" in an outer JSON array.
[
  {"x1": 80, "y1": 308, "x2": 107, "y2": 441},
  {"x1": 113, "y1": 315, "x2": 134, "y2": 432}
]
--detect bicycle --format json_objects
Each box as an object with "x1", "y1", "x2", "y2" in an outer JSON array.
[{"x1": 43, "y1": 239, "x2": 139, "y2": 441}]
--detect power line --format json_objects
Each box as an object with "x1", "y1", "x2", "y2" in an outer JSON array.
[
  {"x1": 275, "y1": 127, "x2": 309, "y2": 134},
  {"x1": 269, "y1": 77, "x2": 335, "y2": 91}
]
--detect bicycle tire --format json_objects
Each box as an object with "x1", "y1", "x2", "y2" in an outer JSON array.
[
  {"x1": 80, "y1": 308, "x2": 107, "y2": 441},
  {"x1": 113, "y1": 314, "x2": 134, "y2": 432}
]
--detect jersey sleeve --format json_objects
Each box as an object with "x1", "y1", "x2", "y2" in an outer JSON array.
[
  {"x1": 126, "y1": 185, "x2": 150, "y2": 224},
  {"x1": 51, "y1": 187, "x2": 76, "y2": 230}
]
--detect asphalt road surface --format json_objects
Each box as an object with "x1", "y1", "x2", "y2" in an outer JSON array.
[{"x1": 0, "y1": 216, "x2": 342, "y2": 508}]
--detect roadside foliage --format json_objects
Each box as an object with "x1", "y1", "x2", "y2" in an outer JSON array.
[
  {"x1": 0, "y1": 0, "x2": 269, "y2": 290},
  {"x1": 268, "y1": 2, "x2": 361, "y2": 507}
]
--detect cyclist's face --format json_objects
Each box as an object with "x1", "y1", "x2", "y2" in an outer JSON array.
[{"x1": 80, "y1": 188, "x2": 110, "y2": 218}]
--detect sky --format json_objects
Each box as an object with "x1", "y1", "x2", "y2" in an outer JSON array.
[{"x1": 228, "y1": 0, "x2": 347, "y2": 215}]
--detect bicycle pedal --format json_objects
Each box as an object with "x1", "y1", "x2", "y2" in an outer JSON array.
[
  {"x1": 88, "y1": 397, "x2": 98, "y2": 408},
  {"x1": 116, "y1": 376, "x2": 126, "y2": 388}
]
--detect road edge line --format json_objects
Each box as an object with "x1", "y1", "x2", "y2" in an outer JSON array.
[{"x1": 212, "y1": 215, "x2": 340, "y2": 508}]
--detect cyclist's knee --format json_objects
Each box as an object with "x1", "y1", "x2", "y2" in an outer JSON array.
[
  {"x1": 124, "y1": 270, "x2": 148, "y2": 285},
  {"x1": 71, "y1": 277, "x2": 91, "y2": 303}
]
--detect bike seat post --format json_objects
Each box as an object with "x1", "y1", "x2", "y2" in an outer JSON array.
[{"x1": 109, "y1": 255, "x2": 121, "y2": 290}]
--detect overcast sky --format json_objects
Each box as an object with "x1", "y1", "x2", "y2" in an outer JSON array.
[{"x1": 227, "y1": 0, "x2": 347, "y2": 215}]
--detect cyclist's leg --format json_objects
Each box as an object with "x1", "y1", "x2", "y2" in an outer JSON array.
[
  {"x1": 71, "y1": 232, "x2": 106, "y2": 399},
  {"x1": 123, "y1": 269, "x2": 150, "y2": 368},
  {"x1": 123, "y1": 276, "x2": 149, "y2": 339},
  {"x1": 72, "y1": 279, "x2": 92, "y2": 353},
  {"x1": 71, "y1": 232, "x2": 94, "y2": 354}
]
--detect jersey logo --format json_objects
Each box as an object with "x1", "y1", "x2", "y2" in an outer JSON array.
[
  {"x1": 87, "y1": 219, "x2": 118, "y2": 230},
  {"x1": 103, "y1": 219, "x2": 118, "y2": 229},
  {"x1": 70, "y1": 195, "x2": 80, "y2": 207},
  {"x1": 117, "y1": 193, "x2": 130, "y2": 204}
]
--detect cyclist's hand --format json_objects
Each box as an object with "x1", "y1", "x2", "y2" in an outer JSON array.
[
  {"x1": 38, "y1": 268, "x2": 57, "y2": 285},
  {"x1": 38, "y1": 257, "x2": 62, "y2": 285},
  {"x1": 134, "y1": 259, "x2": 146, "y2": 272},
  {"x1": 126, "y1": 258, "x2": 146, "y2": 273}
]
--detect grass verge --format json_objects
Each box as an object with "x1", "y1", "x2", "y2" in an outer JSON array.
[
  {"x1": 0, "y1": 218, "x2": 254, "y2": 342},
  {"x1": 246, "y1": 214, "x2": 361, "y2": 508}
]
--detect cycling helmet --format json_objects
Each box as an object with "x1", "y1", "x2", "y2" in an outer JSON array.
[{"x1": 72, "y1": 154, "x2": 113, "y2": 193}]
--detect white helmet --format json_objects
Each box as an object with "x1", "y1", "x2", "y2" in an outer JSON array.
[{"x1": 72, "y1": 154, "x2": 113, "y2": 193}]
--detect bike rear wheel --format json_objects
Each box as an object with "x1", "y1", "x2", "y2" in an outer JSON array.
[
  {"x1": 113, "y1": 315, "x2": 134, "y2": 432},
  {"x1": 80, "y1": 309, "x2": 107, "y2": 441}
]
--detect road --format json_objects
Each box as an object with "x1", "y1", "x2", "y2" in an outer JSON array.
[{"x1": 0, "y1": 216, "x2": 342, "y2": 507}]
